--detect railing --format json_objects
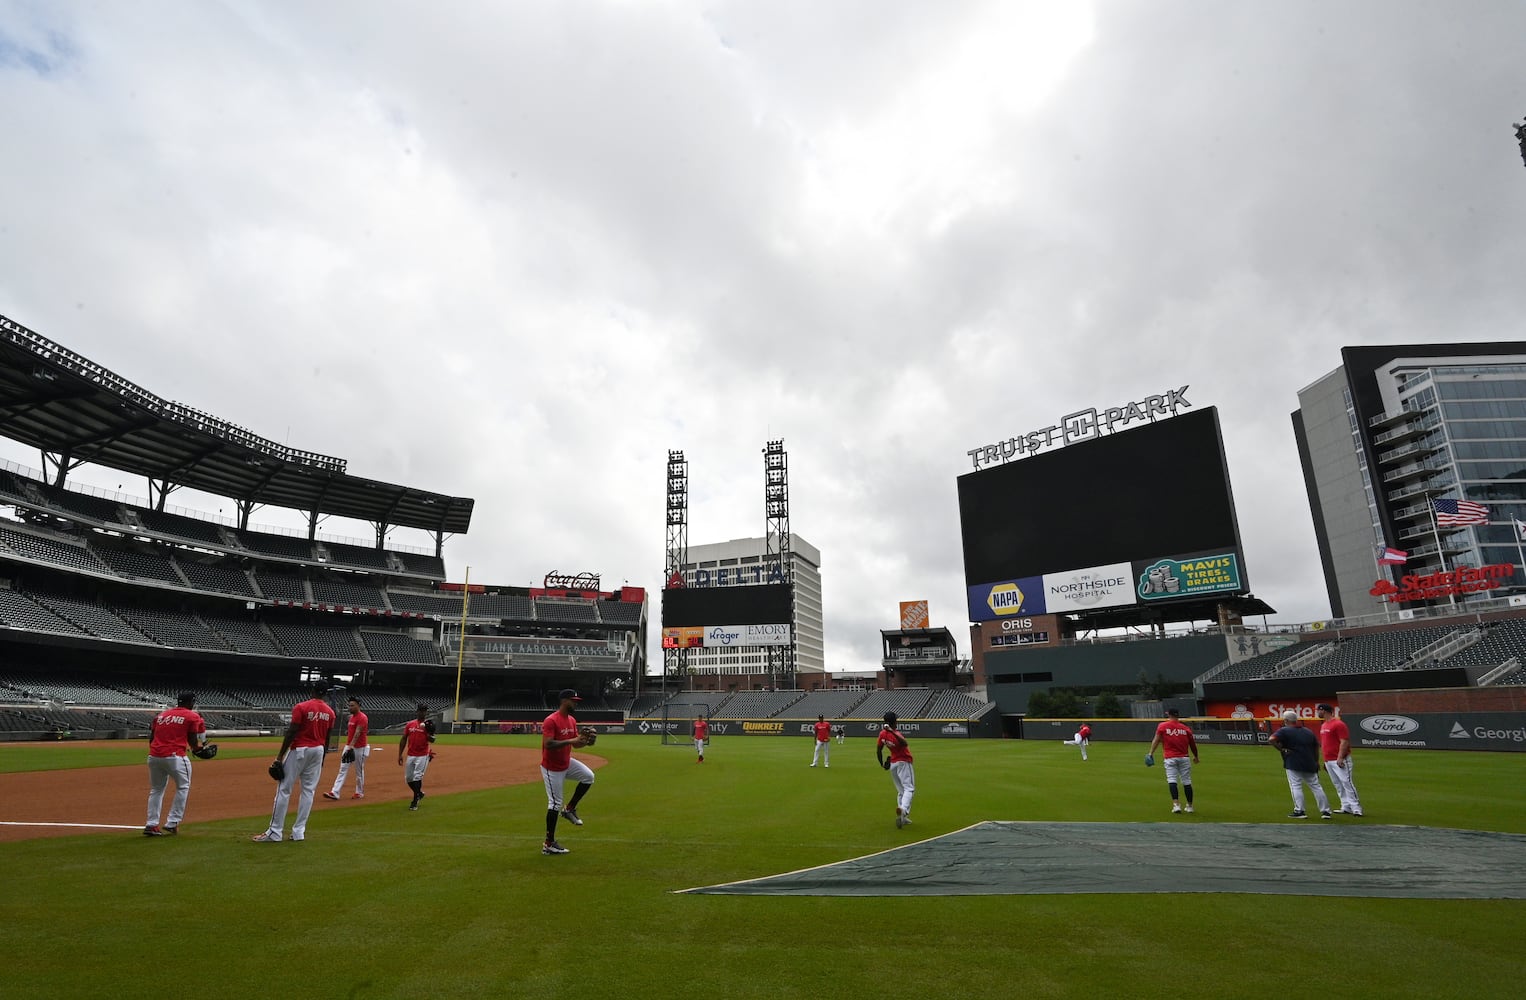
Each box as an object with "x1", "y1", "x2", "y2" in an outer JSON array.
[
  {"x1": 1404, "y1": 627, "x2": 1481, "y2": 667},
  {"x1": 1479, "y1": 657, "x2": 1521, "y2": 686},
  {"x1": 0, "y1": 457, "x2": 430, "y2": 554}
]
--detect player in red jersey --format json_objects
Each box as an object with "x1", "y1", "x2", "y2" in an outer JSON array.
[
  {"x1": 325, "y1": 697, "x2": 370, "y2": 801},
  {"x1": 540, "y1": 688, "x2": 595, "y2": 854},
  {"x1": 1062, "y1": 722, "x2": 1093, "y2": 761},
  {"x1": 1147, "y1": 708, "x2": 1199, "y2": 814},
  {"x1": 252, "y1": 680, "x2": 336, "y2": 843},
  {"x1": 1316, "y1": 704, "x2": 1362, "y2": 816},
  {"x1": 876, "y1": 712, "x2": 915, "y2": 828},
  {"x1": 399, "y1": 703, "x2": 436, "y2": 810},
  {"x1": 810, "y1": 715, "x2": 833, "y2": 767},
  {"x1": 144, "y1": 691, "x2": 209, "y2": 836},
  {"x1": 693, "y1": 714, "x2": 709, "y2": 763}
]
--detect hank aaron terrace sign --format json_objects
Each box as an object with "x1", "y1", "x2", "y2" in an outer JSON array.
[{"x1": 965, "y1": 386, "x2": 1192, "y2": 470}]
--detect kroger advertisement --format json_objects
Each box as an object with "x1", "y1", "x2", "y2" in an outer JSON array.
[
  {"x1": 662, "y1": 623, "x2": 791, "y2": 648},
  {"x1": 969, "y1": 552, "x2": 1245, "y2": 621}
]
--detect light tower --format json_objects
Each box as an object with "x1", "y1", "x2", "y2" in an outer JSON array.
[
  {"x1": 664, "y1": 450, "x2": 689, "y2": 685},
  {"x1": 763, "y1": 440, "x2": 796, "y2": 688}
]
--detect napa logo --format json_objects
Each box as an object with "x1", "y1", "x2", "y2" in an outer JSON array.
[{"x1": 987, "y1": 582, "x2": 1029, "y2": 616}]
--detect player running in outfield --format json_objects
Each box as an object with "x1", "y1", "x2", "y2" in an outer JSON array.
[
  {"x1": 253, "y1": 680, "x2": 336, "y2": 843},
  {"x1": 144, "y1": 691, "x2": 210, "y2": 836},
  {"x1": 1061, "y1": 722, "x2": 1093, "y2": 760},
  {"x1": 325, "y1": 696, "x2": 370, "y2": 801},
  {"x1": 540, "y1": 688, "x2": 596, "y2": 855},
  {"x1": 1316, "y1": 704, "x2": 1363, "y2": 816},
  {"x1": 1148, "y1": 708, "x2": 1199, "y2": 814},
  {"x1": 693, "y1": 714, "x2": 709, "y2": 763},
  {"x1": 810, "y1": 714, "x2": 833, "y2": 767},
  {"x1": 1271, "y1": 710, "x2": 1331, "y2": 819},
  {"x1": 876, "y1": 712, "x2": 915, "y2": 828},
  {"x1": 399, "y1": 703, "x2": 436, "y2": 810}
]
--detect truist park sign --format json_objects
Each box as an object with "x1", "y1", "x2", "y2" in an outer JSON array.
[{"x1": 966, "y1": 386, "x2": 1192, "y2": 470}]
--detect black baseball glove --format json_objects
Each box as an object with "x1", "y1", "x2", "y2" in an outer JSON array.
[
  {"x1": 191, "y1": 743, "x2": 219, "y2": 760},
  {"x1": 579, "y1": 726, "x2": 598, "y2": 747},
  {"x1": 268, "y1": 759, "x2": 286, "y2": 782},
  {"x1": 341, "y1": 747, "x2": 355, "y2": 764}
]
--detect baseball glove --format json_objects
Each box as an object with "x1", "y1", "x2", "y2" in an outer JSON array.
[
  {"x1": 268, "y1": 759, "x2": 286, "y2": 781},
  {"x1": 191, "y1": 743, "x2": 219, "y2": 760},
  {"x1": 1144, "y1": 754, "x2": 1155, "y2": 768},
  {"x1": 881, "y1": 758, "x2": 891, "y2": 771},
  {"x1": 341, "y1": 747, "x2": 355, "y2": 764},
  {"x1": 580, "y1": 726, "x2": 598, "y2": 747}
]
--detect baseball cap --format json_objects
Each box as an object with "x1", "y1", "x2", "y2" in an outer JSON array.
[
  {"x1": 1316, "y1": 703, "x2": 1334, "y2": 713},
  {"x1": 558, "y1": 689, "x2": 582, "y2": 702},
  {"x1": 1166, "y1": 707, "x2": 1180, "y2": 716}
]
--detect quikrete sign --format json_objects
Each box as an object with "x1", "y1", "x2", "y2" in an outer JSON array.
[
  {"x1": 1369, "y1": 564, "x2": 1514, "y2": 604},
  {"x1": 966, "y1": 385, "x2": 1191, "y2": 469}
]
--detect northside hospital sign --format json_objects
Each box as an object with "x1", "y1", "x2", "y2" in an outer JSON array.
[{"x1": 966, "y1": 386, "x2": 1192, "y2": 469}]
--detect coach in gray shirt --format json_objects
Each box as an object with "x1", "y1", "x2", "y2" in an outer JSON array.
[{"x1": 1269, "y1": 710, "x2": 1332, "y2": 820}]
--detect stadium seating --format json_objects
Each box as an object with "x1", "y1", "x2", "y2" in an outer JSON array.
[
  {"x1": 361, "y1": 631, "x2": 443, "y2": 664},
  {"x1": 658, "y1": 691, "x2": 733, "y2": 715},
  {"x1": 1440, "y1": 618, "x2": 1526, "y2": 670},
  {"x1": 385, "y1": 590, "x2": 463, "y2": 616},
  {"x1": 626, "y1": 693, "x2": 669, "y2": 718},
  {"x1": 253, "y1": 569, "x2": 312, "y2": 602},
  {"x1": 534, "y1": 599, "x2": 598, "y2": 623},
  {"x1": 843, "y1": 689, "x2": 935, "y2": 720},
  {"x1": 596, "y1": 600, "x2": 643, "y2": 625},
  {"x1": 26, "y1": 592, "x2": 154, "y2": 644},
  {"x1": 0, "y1": 588, "x2": 84, "y2": 635},
  {"x1": 0, "y1": 523, "x2": 113, "y2": 575},
  {"x1": 471, "y1": 593, "x2": 535, "y2": 619},
  {"x1": 93, "y1": 543, "x2": 186, "y2": 585},
  {"x1": 1281, "y1": 625, "x2": 1461, "y2": 678},
  {"x1": 397, "y1": 552, "x2": 447, "y2": 579},
  {"x1": 175, "y1": 557, "x2": 257, "y2": 597},
  {"x1": 266, "y1": 621, "x2": 365, "y2": 661},
  {"x1": 788, "y1": 689, "x2": 873, "y2": 719},
  {"x1": 309, "y1": 576, "x2": 388, "y2": 609},
  {"x1": 238, "y1": 530, "x2": 315, "y2": 561},
  {"x1": 113, "y1": 607, "x2": 230, "y2": 650},
  {"x1": 323, "y1": 542, "x2": 392, "y2": 572},
  {"x1": 134, "y1": 508, "x2": 230, "y2": 547},
  {"x1": 923, "y1": 690, "x2": 990, "y2": 718},
  {"x1": 1208, "y1": 640, "x2": 1334, "y2": 682},
  {"x1": 37, "y1": 486, "x2": 128, "y2": 525},
  {"x1": 711, "y1": 690, "x2": 806, "y2": 718},
  {"x1": 200, "y1": 613, "x2": 285, "y2": 655}
]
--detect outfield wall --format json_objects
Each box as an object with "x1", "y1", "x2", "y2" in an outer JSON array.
[
  {"x1": 1022, "y1": 717, "x2": 1262, "y2": 745},
  {"x1": 1336, "y1": 686, "x2": 1526, "y2": 752}
]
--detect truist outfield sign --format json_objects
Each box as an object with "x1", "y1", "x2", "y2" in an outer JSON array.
[{"x1": 966, "y1": 386, "x2": 1192, "y2": 470}]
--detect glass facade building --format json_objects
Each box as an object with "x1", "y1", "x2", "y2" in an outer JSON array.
[
  {"x1": 676, "y1": 534, "x2": 824, "y2": 677},
  {"x1": 1294, "y1": 346, "x2": 1526, "y2": 619}
]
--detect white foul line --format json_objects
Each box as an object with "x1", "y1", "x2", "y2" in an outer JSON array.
[{"x1": 0, "y1": 821, "x2": 143, "y2": 831}]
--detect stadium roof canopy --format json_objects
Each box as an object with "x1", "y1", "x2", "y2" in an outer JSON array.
[
  {"x1": 0, "y1": 314, "x2": 473, "y2": 535},
  {"x1": 1071, "y1": 593, "x2": 1277, "y2": 631}
]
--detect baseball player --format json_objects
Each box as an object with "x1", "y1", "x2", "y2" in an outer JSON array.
[
  {"x1": 1061, "y1": 722, "x2": 1093, "y2": 761},
  {"x1": 810, "y1": 714, "x2": 833, "y2": 767},
  {"x1": 1147, "y1": 708, "x2": 1199, "y2": 814},
  {"x1": 693, "y1": 714, "x2": 709, "y2": 763},
  {"x1": 876, "y1": 712, "x2": 915, "y2": 828},
  {"x1": 144, "y1": 691, "x2": 210, "y2": 836},
  {"x1": 1316, "y1": 704, "x2": 1363, "y2": 816},
  {"x1": 834, "y1": 724, "x2": 845, "y2": 744},
  {"x1": 1270, "y1": 710, "x2": 1331, "y2": 819},
  {"x1": 540, "y1": 688, "x2": 595, "y2": 855},
  {"x1": 399, "y1": 703, "x2": 436, "y2": 810},
  {"x1": 252, "y1": 680, "x2": 336, "y2": 843},
  {"x1": 324, "y1": 696, "x2": 370, "y2": 801}
]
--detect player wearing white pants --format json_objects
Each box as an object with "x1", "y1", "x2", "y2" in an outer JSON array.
[
  {"x1": 146, "y1": 755, "x2": 193, "y2": 830},
  {"x1": 810, "y1": 716, "x2": 832, "y2": 767},
  {"x1": 1284, "y1": 768, "x2": 1331, "y2": 816},
  {"x1": 1062, "y1": 723, "x2": 1092, "y2": 761},
  {"x1": 876, "y1": 712, "x2": 916, "y2": 828},
  {"x1": 1149, "y1": 710, "x2": 1199, "y2": 813},
  {"x1": 260, "y1": 744, "x2": 326, "y2": 842},
  {"x1": 1316, "y1": 704, "x2": 1363, "y2": 816},
  {"x1": 542, "y1": 757, "x2": 596, "y2": 811},
  {"x1": 1323, "y1": 758, "x2": 1361, "y2": 815},
  {"x1": 1271, "y1": 711, "x2": 1331, "y2": 819},
  {"x1": 328, "y1": 745, "x2": 369, "y2": 798},
  {"x1": 889, "y1": 760, "x2": 915, "y2": 821}
]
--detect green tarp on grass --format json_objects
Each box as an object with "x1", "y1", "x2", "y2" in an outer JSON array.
[{"x1": 680, "y1": 821, "x2": 1526, "y2": 898}]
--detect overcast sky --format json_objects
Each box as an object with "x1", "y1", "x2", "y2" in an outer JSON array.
[{"x1": 2, "y1": 1, "x2": 1524, "y2": 674}]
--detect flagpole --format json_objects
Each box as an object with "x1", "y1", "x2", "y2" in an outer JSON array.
[
  {"x1": 1428, "y1": 497, "x2": 1455, "y2": 606},
  {"x1": 1372, "y1": 542, "x2": 1392, "y2": 621},
  {"x1": 1515, "y1": 518, "x2": 1526, "y2": 598}
]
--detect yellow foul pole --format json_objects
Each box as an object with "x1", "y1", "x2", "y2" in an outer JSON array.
[{"x1": 452, "y1": 566, "x2": 471, "y2": 725}]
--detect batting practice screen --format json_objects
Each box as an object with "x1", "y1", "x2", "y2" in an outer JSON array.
[
  {"x1": 660, "y1": 582, "x2": 794, "y2": 628},
  {"x1": 957, "y1": 407, "x2": 1243, "y2": 589}
]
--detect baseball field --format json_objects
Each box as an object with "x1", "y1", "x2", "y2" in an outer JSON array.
[{"x1": 3, "y1": 734, "x2": 1523, "y2": 998}]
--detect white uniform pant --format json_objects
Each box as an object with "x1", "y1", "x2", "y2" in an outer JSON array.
[
  {"x1": 1064, "y1": 734, "x2": 1089, "y2": 760},
  {"x1": 1164, "y1": 756, "x2": 1192, "y2": 793},
  {"x1": 146, "y1": 755, "x2": 192, "y2": 827},
  {"x1": 889, "y1": 760, "x2": 915, "y2": 817},
  {"x1": 404, "y1": 754, "x2": 430, "y2": 785},
  {"x1": 694, "y1": 738, "x2": 706, "y2": 756},
  {"x1": 812, "y1": 739, "x2": 830, "y2": 766},
  {"x1": 1323, "y1": 759, "x2": 1361, "y2": 813},
  {"x1": 329, "y1": 745, "x2": 369, "y2": 796},
  {"x1": 263, "y1": 745, "x2": 325, "y2": 840},
  {"x1": 836, "y1": 731, "x2": 844, "y2": 744},
  {"x1": 542, "y1": 758, "x2": 595, "y2": 811},
  {"x1": 1285, "y1": 769, "x2": 1330, "y2": 814}
]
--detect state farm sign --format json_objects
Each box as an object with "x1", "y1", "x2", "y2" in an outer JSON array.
[{"x1": 1370, "y1": 564, "x2": 1513, "y2": 604}]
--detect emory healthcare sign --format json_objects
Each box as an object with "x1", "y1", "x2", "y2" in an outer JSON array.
[
  {"x1": 965, "y1": 386, "x2": 1191, "y2": 470},
  {"x1": 1370, "y1": 564, "x2": 1513, "y2": 604}
]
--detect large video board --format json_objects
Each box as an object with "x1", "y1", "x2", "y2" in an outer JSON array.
[
  {"x1": 660, "y1": 582, "x2": 794, "y2": 629},
  {"x1": 957, "y1": 407, "x2": 1245, "y2": 620}
]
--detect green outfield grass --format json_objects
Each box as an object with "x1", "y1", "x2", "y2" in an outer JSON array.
[{"x1": 3, "y1": 735, "x2": 1524, "y2": 999}]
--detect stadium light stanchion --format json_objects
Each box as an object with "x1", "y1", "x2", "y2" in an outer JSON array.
[{"x1": 453, "y1": 566, "x2": 471, "y2": 727}]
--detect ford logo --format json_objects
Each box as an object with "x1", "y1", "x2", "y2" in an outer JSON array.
[{"x1": 1358, "y1": 714, "x2": 1420, "y2": 735}]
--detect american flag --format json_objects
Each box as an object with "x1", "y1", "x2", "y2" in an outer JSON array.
[{"x1": 1433, "y1": 497, "x2": 1490, "y2": 526}]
